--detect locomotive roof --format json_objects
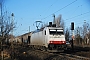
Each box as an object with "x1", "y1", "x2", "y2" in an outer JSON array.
[
  {"x1": 32, "y1": 27, "x2": 63, "y2": 34},
  {"x1": 48, "y1": 27, "x2": 63, "y2": 29}
]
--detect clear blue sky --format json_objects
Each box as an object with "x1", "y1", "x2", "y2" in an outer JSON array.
[{"x1": 4, "y1": 0, "x2": 90, "y2": 36}]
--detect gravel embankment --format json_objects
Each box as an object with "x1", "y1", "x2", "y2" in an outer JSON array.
[{"x1": 1, "y1": 45, "x2": 90, "y2": 60}]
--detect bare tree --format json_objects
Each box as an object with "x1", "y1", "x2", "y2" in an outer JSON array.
[
  {"x1": 82, "y1": 21, "x2": 89, "y2": 44},
  {"x1": 0, "y1": 1, "x2": 15, "y2": 44},
  {"x1": 74, "y1": 26, "x2": 83, "y2": 44},
  {"x1": 53, "y1": 14, "x2": 61, "y2": 27},
  {"x1": 88, "y1": 27, "x2": 90, "y2": 44},
  {"x1": 53, "y1": 14, "x2": 65, "y2": 29}
]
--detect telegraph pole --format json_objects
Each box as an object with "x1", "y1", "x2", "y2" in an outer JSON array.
[
  {"x1": 11, "y1": 13, "x2": 14, "y2": 42},
  {"x1": 52, "y1": 14, "x2": 55, "y2": 24},
  {"x1": 11, "y1": 13, "x2": 14, "y2": 46},
  {"x1": 10, "y1": 13, "x2": 15, "y2": 59},
  {"x1": 29, "y1": 26, "x2": 30, "y2": 32}
]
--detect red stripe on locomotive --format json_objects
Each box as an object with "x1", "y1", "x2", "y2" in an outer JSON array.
[{"x1": 49, "y1": 41, "x2": 66, "y2": 44}]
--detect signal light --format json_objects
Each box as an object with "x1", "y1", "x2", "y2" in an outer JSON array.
[{"x1": 71, "y1": 22, "x2": 74, "y2": 30}]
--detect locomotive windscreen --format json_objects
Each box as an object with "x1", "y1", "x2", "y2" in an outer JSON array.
[{"x1": 49, "y1": 29, "x2": 63, "y2": 35}]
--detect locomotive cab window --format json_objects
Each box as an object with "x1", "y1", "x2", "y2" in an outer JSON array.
[
  {"x1": 49, "y1": 29, "x2": 64, "y2": 35},
  {"x1": 57, "y1": 30, "x2": 64, "y2": 35}
]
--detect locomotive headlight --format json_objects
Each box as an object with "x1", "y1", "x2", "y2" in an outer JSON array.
[
  {"x1": 50, "y1": 41, "x2": 53, "y2": 43},
  {"x1": 63, "y1": 41, "x2": 64, "y2": 43},
  {"x1": 51, "y1": 41, "x2": 53, "y2": 43},
  {"x1": 62, "y1": 41, "x2": 66, "y2": 43}
]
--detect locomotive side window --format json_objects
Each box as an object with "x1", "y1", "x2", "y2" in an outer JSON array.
[{"x1": 45, "y1": 30, "x2": 46, "y2": 35}]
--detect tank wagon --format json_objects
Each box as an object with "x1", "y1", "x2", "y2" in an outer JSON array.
[{"x1": 30, "y1": 23, "x2": 67, "y2": 51}]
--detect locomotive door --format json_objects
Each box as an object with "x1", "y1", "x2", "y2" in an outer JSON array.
[
  {"x1": 44, "y1": 30, "x2": 48, "y2": 47},
  {"x1": 22, "y1": 37, "x2": 23, "y2": 43},
  {"x1": 44, "y1": 30, "x2": 46, "y2": 46},
  {"x1": 28, "y1": 36, "x2": 31, "y2": 44}
]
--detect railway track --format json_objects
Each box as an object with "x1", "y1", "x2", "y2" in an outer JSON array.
[
  {"x1": 26, "y1": 49, "x2": 90, "y2": 60},
  {"x1": 56, "y1": 53, "x2": 90, "y2": 60},
  {"x1": 25, "y1": 45, "x2": 90, "y2": 60}
]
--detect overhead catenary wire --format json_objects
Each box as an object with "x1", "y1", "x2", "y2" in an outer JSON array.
[
  {"x1": 75, "y1": 20, "x2": 90, "y2": 26},
  {"x1": 64, "y1": 11, "x2": 90, "y2": 27},
  {"x1": 65, "y1": 4, "x2": 83, "y2": 19},
  {"x1": 61, "y1": 4, "x2": 83, "y2": 24},
  {"x1": 40, "y1": 0, "x2": 89, "y2": 25},
  {"x1": 65, "y1": 11, "x2": 90, "y2": 21},
  {"x1": 53, "y1": 0, "x2": 77, "y2": 14},
  {"x1": 40, "y1": 0, "x2": 58, "y2": 17},
  {"x1": 41, "y1": 0, "x2": 77, "y2": 20},
  {"x1": 62, "y1": 2, "x2": 90, "y2": 26}
]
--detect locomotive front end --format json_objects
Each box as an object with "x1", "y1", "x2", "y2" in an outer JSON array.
[{"x1": 48, "y1": 28, "x2": 66, "y2": 50}]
